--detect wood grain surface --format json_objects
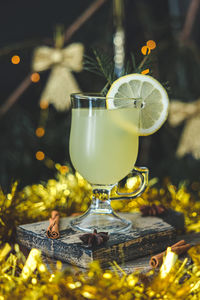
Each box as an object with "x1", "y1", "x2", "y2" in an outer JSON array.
[{"x1": 16, "y1": 212, "x2": 177, "y2": 268}]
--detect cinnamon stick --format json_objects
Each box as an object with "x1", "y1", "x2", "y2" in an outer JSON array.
[
  {"x1": 150, "y1": 240, "x2": 191, "y2": 268},
  {"x1": 46, "y1": 210, "x2": 60, "y2": 239}
]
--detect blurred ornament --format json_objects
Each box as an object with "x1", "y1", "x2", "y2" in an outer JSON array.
[
  {"x1": 169, "y1": 99, "x2": 200, "y2": 159},
  {"x1": 32, "y1": 42, "x2": 84, "y2": 111}
]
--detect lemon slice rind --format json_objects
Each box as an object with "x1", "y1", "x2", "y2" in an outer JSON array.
[{"x1": 106, "y1": 73, "x2": 169, "y2": 136}]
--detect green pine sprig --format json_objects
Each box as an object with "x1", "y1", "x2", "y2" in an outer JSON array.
[
  {"x1": 84, "y1": 48, "x2": 156, "y2": 95},
  {"x1": 84, "y1": 48, "x2": 116, "y2": 95}
]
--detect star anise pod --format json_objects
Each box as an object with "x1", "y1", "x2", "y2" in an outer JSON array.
[
  {"x1": 79, "y1": 229, "x2": 109, "y2": 248},
  {"x1": 140, "y1": 204, "x2": 167, "y2": 216}
]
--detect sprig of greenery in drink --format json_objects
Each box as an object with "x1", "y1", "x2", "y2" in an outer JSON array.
[
  {"x1": 84, "y1": 46, "x2": 170, "y2": 136},
  {"x1": 84, "y1": 47, "x2": 156, "y2": 95}
]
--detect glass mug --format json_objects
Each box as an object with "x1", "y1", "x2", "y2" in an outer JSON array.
[{"x1": 69, "y1": 93, "x2": 148, "y2": 233}]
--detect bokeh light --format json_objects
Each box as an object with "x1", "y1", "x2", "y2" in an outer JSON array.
[
  {"x1": 146, "y1": 40, "x2": 156, "y2": 50},
  {"x1": 11, "y1": 55, "x2": 20, "y2": 64},
  {"x1": 103, "y1": 272, "x2": 112, "y2": 279},
  {"x1": 44, "y1": 158, "x2": 55, "y2": 169},
  {"x1": 60, "y1": 165, "x2": 69, "y2": 175},
  {"x1": 31, "y1": 72, "x2": 40, "y2": 83},
  {"x1": 141, "y1": 45, "x2": 151, "y2": 55},
  {"x1": 40, "y1": 100, "x2": 49, "y2": 110},
  {"x1": 35, "y1": 127, "x2": 45, "y2": 138},
  {"x1": 35, "y1": 151, "x2": 45, "y2": 161},
  {"x1": 141, "y1": 69, "x2": 150, "y2": 75}
]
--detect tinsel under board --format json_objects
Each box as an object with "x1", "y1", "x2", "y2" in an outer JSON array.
[{"x1": 1, "y1": 165, "x2": 200, "y2": 299}]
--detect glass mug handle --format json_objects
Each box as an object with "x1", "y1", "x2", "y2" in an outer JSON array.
[{"x1": 110, "y1": 166, "x2": 149, "y2": 200}]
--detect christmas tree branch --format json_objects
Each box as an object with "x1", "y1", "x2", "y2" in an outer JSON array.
[
  {"x1": 0, "y1": 40, "x2": 41, "y2": 56},
  {"x1": 138, "y1": 55, "x2": 149, "y2": 71},
  {"x1": 180, "y1": 0, "x2": 200, "y2": 42},
  {"x1": 64, "y1": 0, "x2": 107, "y2": 43}
]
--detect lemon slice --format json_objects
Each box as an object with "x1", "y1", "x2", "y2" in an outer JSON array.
[{"x1": 106, "y1": 73, "x2": 169, "y2": 136}]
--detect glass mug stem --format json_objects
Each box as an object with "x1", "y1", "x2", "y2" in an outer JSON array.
[{"x1": 70, "y1": 166, "x2": 148, "y2": 233}]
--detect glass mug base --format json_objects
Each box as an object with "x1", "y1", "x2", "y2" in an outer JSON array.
[{"x1": 70, "y1": 200, "x2": 132, "y2": 233}]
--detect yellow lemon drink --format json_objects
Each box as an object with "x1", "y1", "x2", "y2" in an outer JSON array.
[{"x1": 70, "y1": 106, "x2": 139, "y2": 185}]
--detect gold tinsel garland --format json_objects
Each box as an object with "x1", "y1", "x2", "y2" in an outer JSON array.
[
  {"x1": 1, "y1": 243, "x2": 200, "y2": 299},
  {"x1": 1, "y1": 165, "x2": 200, "y2": 299}
]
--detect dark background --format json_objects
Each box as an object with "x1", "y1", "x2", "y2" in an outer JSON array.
[{"x1": 1, "y1": 0, "x2": 200, "y2": 191}]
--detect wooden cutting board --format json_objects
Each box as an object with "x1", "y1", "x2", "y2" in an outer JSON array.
[{"x1": 16, "y1": 212, "x2": 179, "y2": 268}]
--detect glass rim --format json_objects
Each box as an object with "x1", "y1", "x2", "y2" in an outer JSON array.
[{"x1": 71, "y1": 92, "x2": 142, "y2": 101}]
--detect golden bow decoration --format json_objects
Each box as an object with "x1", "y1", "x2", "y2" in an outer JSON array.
[
  {"x1": 32, "y1": 43, "x2": 84, "y2": 110},
  {"x1": 169, "y1": 99, "x2": 200, "y2": 159}
]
